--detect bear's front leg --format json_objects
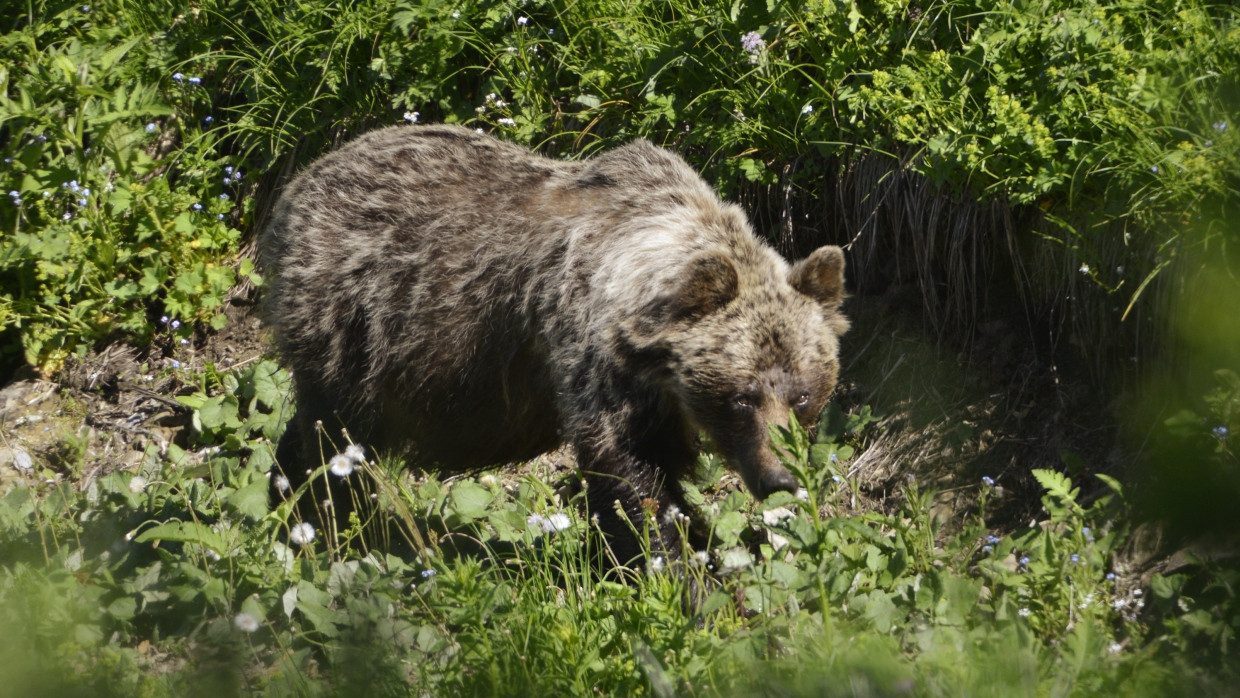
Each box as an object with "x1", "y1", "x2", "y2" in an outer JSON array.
[{"x1": 575, "y1": 438, "x2": 701, "y2": 571}]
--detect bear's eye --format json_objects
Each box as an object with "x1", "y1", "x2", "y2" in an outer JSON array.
[
  {"x1": 793, "y1": 392, "x2": 811, "y2": 408},
  {"x1": 734, "y1": 394, "x2": 757, "y2": 410}
]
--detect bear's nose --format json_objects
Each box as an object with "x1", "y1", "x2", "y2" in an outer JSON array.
[{"x1": 758, "y1": 467, "x2": 799, "y2": 499}]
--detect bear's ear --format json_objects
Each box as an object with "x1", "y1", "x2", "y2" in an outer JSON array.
[
  {"x1": 789, "y1": 245, "x2": 846, "y2": 308},
  {"x1": 673, "y1": 249, "x2": 739, "y2": 321}
]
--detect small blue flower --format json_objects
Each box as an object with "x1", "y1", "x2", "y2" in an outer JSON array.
[
  {"x1": 62, "y1": 212, "x2": 73, "y2": 221},
  {"x1": 10, "y1": 197, "x2": 22, "y2": 205},
  {"x1": 224, "y1": 166, "x2": 234, "y2": 175},
  {"x1": 982, "y1": 545, "x2": 993, "y2": 553},
  {"x1": 231, "y1": 170, "x2": 242, "y2": 181},
  {"x1": 172, "y1": 72, "x2": 184, "y2": 82},
  {"x1": 3, "y1": 157, "x2": 12, "y2": 164},
  {"x1": 146, "y1": 122, "x2": 157, "y2": 132},
  {"x1": 78, "y1": 198, "x2": 88, "y2": 206},
  {"x1": 203, "y1": 115, "x2": 213, "y2": 124},
  {"x1": 421, "y1": 569, "x2": 436, "y2": 579},
  {"x1": 68, "y1": 180, "x2": 80, "y2": 193},
  {"x1": 829, "y1": 453, "x2": 839, "y2": 463},
  {"x1": 7, "y1": 191, "x2": 18, "y2": 199},
  {"x1": 170, "y1": 319, "x2": 181, "y2": 330},
  {"x1": 1150, "y1": 165, "x2": 1159, "y2": 174},
  {"x1": 1214, "y1": 425, "x2": 1229, "y2": 440},
  {"x1": 160, "y1": 315, "x2": 169, "y2": 325},
  {"x1": 188, "y1": 76, "x2": 202, "y2": 86},
  {"x1": 1106, "y1": 572, "x2": 1116, "y2": 581},
  {"x1": 82, "y1": 187, "x2": 91, "y2": 196},
  {"x1": 1070, "y1": 553, "x2": 1080, "y2": 563},
  {"x1": 192, "y1": 202, "x2": 203, "y2": 211},
  {"x1": 1019, "y1": 556, "x2": 1031, "y2": 566},
  {"x1": 219, "y1": 193, "x2": 229, "y2": 200},
  {"x1": 81, "y1": 5, "x2": 90, "y2": 12},
  {"x1": 982, "y1": 476, "x2": 995, "y2": 487},
  {"x1": 171, "y1": 360, "x2": 181, "y2": 369},
  {"x1": 1214, "y1": 121, "x2": 1228, "y2": 132},
  {"x1": 986, "y1": 535, "x2": 1000, "y2": 544},
  {"x1": 216, "y1": 213, "x2": 225, "y2": 221}
]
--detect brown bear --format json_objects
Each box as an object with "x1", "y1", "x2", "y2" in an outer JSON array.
[{"x1": 259, "y1": 124, "x2": 848, "y2": 566}]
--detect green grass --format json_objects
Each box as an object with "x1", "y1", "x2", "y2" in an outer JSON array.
[{"x1": 1, "y1": 360, "x2": 1237, "y2": 695}]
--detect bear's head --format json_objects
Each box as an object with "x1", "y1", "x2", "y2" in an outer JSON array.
[{"x1": 632, "y1": 244, "x2": 849, "y2": 500}]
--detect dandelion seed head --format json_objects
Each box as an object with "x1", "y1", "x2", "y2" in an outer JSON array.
[
  {"x1": 344, "y1": 443, "x2": 366, "y2": 463},
  {"x1": 273, "y1": 474, "x2": 290, "y2": 493},
  {"x1": 234, "y1": 612, "x2": 260, "y2": 633},
  {"x1": 329, "y1": 453, "x2": 355, "y2": 477},
  {"x1": 289, "y1": 522, "x2": 316, "y2": 546}
]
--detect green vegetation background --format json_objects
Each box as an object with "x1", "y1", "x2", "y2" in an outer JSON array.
[{"x1": 1, "y1": 0, "x2": 1238, "y2": 695}]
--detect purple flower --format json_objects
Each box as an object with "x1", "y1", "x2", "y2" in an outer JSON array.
[
  {"x1": 188, "y1": 76, "x2": 202, "y2": 86},
  {"x1": 1214, "y1": 425, "x2": 1229, "y2": 440},
  {"x1": 170, "y1": 319, "x2": 181, "y2": 330},
  {"x1": 741, "y1": 31, "x2": 765, "y2": 54},
  {"x1": 172, "y1": 72, "x2": 184, "y2": 82},
  {"x1": 203, "y1": 115, "x2": 213, "y2": 124},
  {"x1": 982, "y1": 476, "x2": 995, "y2": 487},
  {"x1": 192, "y1": 203, "x2": 203, "y2": 211}
]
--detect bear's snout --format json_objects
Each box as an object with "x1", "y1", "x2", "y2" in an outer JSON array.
[{"x1": 756, "y1": 466, "x2": 799, "y2": 499}]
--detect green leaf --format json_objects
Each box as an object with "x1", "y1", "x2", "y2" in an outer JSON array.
[
  {"x1": 448, "y1": 480, "x2": 492, "y2": 521},
  {"x1": 227, "y1": 480, "x2": 270, "y2": 521},
  {"x1": 134, "y1": 520, "x2": 226, "y2": 554}
]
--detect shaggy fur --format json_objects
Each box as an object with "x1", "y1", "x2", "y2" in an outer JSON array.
[{"x1": 260, "y1": 125, "x2": 848, "y2": 565}]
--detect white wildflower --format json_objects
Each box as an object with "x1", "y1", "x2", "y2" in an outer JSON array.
[
  {"x1": 343, "y1": 443, "x2": 366, "y2": 463},
  {"x1": 289, "y1": 522, "x2": 316, "y2": 546},
  {"x1": 234, "y1": 612, "x2": 260, "y2": 633},
  {"x1": 329, "y1": 453, "x2": 355, "y2": 477},
  {"x1": 129, "y1": 475, "x2": 148, "y2": 493},
  {"x1": 403, "y1": 111, "x2": 420, "y2": 123},
  {"x1": 273, "y1": 474, "x2": 291, "y2": 494}
]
